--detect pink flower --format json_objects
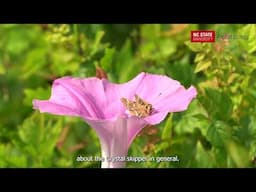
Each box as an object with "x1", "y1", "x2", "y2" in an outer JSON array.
[{"x1": 33, "y1": 72, "x2": 197, "y2": 168}]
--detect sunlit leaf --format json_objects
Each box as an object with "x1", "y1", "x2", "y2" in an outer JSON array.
[
  {"x1": 194, "y1": 60, "x2": 212, "y2": 73},
  {"x1": 185, "y1": 41, "x2": 204, "y2": 52}
]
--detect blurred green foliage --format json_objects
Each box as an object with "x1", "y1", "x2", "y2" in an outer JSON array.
[{"x1": 1, "y1": 24, "x2": 256, "y2": 168}]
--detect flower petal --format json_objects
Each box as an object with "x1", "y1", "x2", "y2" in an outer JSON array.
[
  {"x1": 33, "y1": 100, "x2": 80, "y2": 116},
  {"x1": 133, "y1": 73, "x2": 182, "y2": 104},
  {"x1": 154, "y1": 86, "x2": 197, "y2": 112},
  {"x1": 53, "y1": 77, "x2": 106, "y2": 118},
  {"x1": 33, "y1": 77, "x2": 106, "y2": 119},
  {"x1": 144, "y1": 111, "x2": 169, "y2": 125},
  {"x1": 33, "y1": 73, "x2": 147, "y2": 120}
]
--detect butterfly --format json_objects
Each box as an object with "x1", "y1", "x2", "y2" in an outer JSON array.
[{"x1": 121, "y1": 94, "x2": 153, "y2": 118}]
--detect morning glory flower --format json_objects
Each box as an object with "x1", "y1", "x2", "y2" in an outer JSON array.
[{"x1": 33, "y1": 72, "x2": 197, "y2": 168}]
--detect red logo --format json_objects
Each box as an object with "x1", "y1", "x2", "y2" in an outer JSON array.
[{"x1": 191, "y1": 30, "x2": 215, "y2": 42}]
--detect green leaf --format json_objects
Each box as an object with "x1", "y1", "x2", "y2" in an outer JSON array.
[
  {"x1": 51, "y1": 49, "x2": 79, "y2": 76},
  {"x1": 159, "y1": 39, "x2": 177, "y2": 57},
  {"x1": 22, "y1": 48, "x2": 48, "y2": 78},
  {"x1": 239, "y1": 24, "x2": 256, "y2": 54},
  {"x1": 6, "y1": 29, "x2": 31, "y2": 55},
  {"x1": 170, "y1": 134, "x2": 197, "y2": 167},
  {"x1": 100, "y1": 47, "x2": 115, "y2": 71},
  {"x1": 185, "y1": 41, "x2": 204, "y2": 52},
  {"x1": 194, "y1": 60, "x2": 212, "y2": 73},
  {"x1": 23, "y1": 87, "x2": 50, "y2": 107},
  {"x1": 201, "y1": 88, "x2": 233, "y2": 121},
  {"x1": 226, "y1": 141, "x2": 250, "y2": 168},
  {"x1": 207, "y1": 124, "x2": 223, "y2": 148},
  {"x1": 141, "y1": 24, "x2": 161, "y2": 41},
  {"x1": 0, "y1": 64, "x2": 5, "y2": 74},
  {"x1": 161, "y1": 113, "x2": 173, "y2": 140},
  {"x1": 194, "y1": 53, "x2": 205, "y2": 63},
  {"x1": 90, "y1": 31, "x2": 105, "y2": 56},
  {"x1": 15, "y1": 112, "x2": 63, "y2": 167},
  {"x1": 234, "y1": 116, "x2": 256, "y2": 149},
  {"x1": 174, "y1": 99, "x2": 209, "y2": 136},
  {"x1": 195, "y1": 142, "x2": 215, "y2": 167},
  {"x1": 166, "y1": 57, "x2": 196, "y2": 87},
  {"x1": 206, "y1": 121, "x2": 230, "y2": 148},
  {"x1": 114, "y1": 40, "x2": 140, "y2": 83},
  {"x1": 0, "y1": 144, "x2": 27, "y2": 167}
]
